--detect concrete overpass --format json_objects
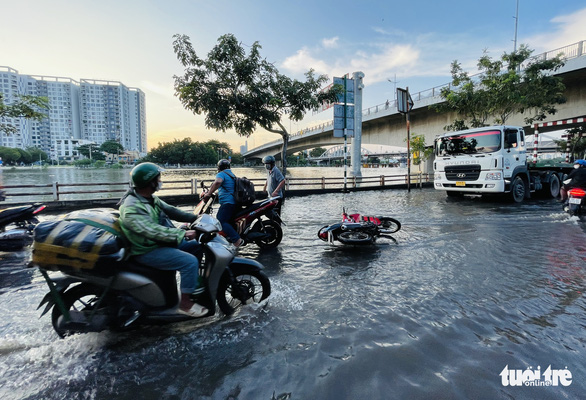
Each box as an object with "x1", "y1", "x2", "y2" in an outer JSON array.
[{"x1": 244, "y1": 40, "x2": 586, "y2": 162}]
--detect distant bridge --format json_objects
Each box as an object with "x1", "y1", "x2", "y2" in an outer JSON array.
[
  {"x1": 308, "y1": 145, "x2": 406, "y2": 163},
  {"x1": 244, "y1": 40, "x2": 586, "y2": 163}
]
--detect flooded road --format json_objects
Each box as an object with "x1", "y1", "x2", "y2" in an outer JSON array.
[{"x1": 1, "y1": 188, "x2": 585, "y2": 400}]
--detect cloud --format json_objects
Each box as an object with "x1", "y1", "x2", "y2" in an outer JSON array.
[
  {"x1": 321, "y1": 37, "x2": 339, "y2": 49},
  {"x1": 525, "y1": 7, "x2": 586, "y2": 52}
]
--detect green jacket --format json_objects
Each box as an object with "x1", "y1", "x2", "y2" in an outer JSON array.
[{"x1": 119, "y1": 190, "x2": 197, "y2": 256}]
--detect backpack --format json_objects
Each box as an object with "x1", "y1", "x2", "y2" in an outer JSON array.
[{"x1": 225, "y1": 171, "x2": 255, "y2": 205}]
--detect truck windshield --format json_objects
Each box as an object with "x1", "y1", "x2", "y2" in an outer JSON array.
[{"x1": 436, "y1": 130, "x2": 501, "y2": 156}]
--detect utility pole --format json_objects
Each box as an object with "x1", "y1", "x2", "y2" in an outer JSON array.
[{"x1": 513, "y1": 0, "x2": 519, "y2": 52}]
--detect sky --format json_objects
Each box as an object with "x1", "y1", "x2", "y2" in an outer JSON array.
[{"x1": 2, "y1": 0, "x2": 586, "y2": 153}]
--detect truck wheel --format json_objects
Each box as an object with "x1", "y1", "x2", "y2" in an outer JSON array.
[
  {"x1": 545, "y1": 174, "x2": 561, "y2": 198},
  {"x1": 446, "y1": 191, "x2": 463, "y2": 198},
  {"x1": 510, "y1": 177, "x2": 526, "y2": 203}
]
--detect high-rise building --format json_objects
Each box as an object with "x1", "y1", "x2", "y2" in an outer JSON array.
[{"x1": 0, "y1": 66, "x2": 147, "y2": 160}]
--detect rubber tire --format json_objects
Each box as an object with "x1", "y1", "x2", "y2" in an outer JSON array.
[
  {"x1": 216, "y1": 270, "x2": 271, "y2": 316},
  {"x1": 378, "y1": 217, "x2": 401, "y2": 233},
  {"x1": 251, "y1": 219, "x2": 283, "y2": 249},
  {"x1": 51, "y1": 284, "x2": 107, "y2": 338},
  {"x1": 337, "y1": 231, "x2": 374, "y2": 245},
  {"x1": 545, "y1": 174, "x2": 561, "y2": 198},
  {"x1": 510, "y1": 176, "x2": 526, "y2": 203}
]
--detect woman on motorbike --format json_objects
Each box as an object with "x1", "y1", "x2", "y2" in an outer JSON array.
[{"x1": 559, "y1": 159, "x2": 586, "y2": 202}]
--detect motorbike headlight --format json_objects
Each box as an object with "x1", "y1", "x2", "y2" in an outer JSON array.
[{"x1": 486, "y1": 172, "x2": 502, "y2": 180}]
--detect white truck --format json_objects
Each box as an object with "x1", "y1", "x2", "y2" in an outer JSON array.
[{"x1": 433, "y1": 125, "x2": 573, "y2": 202}]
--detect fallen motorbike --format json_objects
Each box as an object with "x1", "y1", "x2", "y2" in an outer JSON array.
[
  {"x1": 318, "y1": 208, "x2": 401, "y2": 245},
  {"x1": 31, "y1": 213, "x2": 271, "y2": 338},
  {"x1": 0, "y1": 204, "x2": 46, "y2": 251},
  {"x1": 564, "y1": 187, "x2": 586, "y2": 216},
  {"x1": 195, "y1": 182, "x2": 284, "y2": 249}
]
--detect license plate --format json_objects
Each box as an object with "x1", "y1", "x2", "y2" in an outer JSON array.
[
  {"x1": 456, "y1": 181, "x2": 466, "y2": 187},
  {"x1": 569, "y1": 198, "x2": 582, "y2": 205}
]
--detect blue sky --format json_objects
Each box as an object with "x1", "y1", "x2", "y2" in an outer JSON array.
[{"x1": 2, "y1": 0, "x2": 586, "y2": 151}]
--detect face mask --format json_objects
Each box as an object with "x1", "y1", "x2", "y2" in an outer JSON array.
[
  {"x1": 575, "y1": 164, "x2": 580, "y2": 169},
  {"x1": 156, "y1": 181, "x2": 163, "y2": 191},
  {"x1": 265, "y1": 164, "x2": 272, "y2": 170}
]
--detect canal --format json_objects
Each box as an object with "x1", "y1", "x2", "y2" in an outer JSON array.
[{"x1": 0, "y1": 188, "x2": 585, "y2": 400}]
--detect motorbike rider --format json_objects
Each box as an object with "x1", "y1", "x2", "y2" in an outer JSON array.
[
  {"x1": 262, "y1": 155, "x2": 285, "y2": 214},
  {"x1": 118, "y1": 162, "x2": 208, "y2": 317},
  {"x1": 202, "y1": 159, "x2": 243, "y2": 247},
  {"x1": 559, "y1": 159, "x2": 586, "y2": 202}
]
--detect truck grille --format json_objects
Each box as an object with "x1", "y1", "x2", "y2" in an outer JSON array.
[{"x1": 444, "y1": 165, "x2": 481, "y2": 181}]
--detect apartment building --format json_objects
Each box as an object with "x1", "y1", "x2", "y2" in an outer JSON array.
[{"x1": 0, "y1": 66, "x2": 147, "y2": 160}]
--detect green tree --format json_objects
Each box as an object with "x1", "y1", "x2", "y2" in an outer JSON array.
[
  {"x1": 435, "y1": 45, "x2": 566, "y2": 131},
  {"x1": 0, "y1": 94, "x2": 50, "y2": 134},
  {"x1": 0, "y1": 146, "x2": 23, "y2": 165},
  {"x1": 76, "y1": 144, "x2": 105, "y2": 160},
  {"x1": 26, "y1": 147, "x2": 48, "y2": 163},
  {"x1": 408, "y1": 134, "x2": 434, "y2": 172},
  {"x1": 99, "y1": 140, "x2": 124, "y2": 155},
  {"x1": 309, "y1": 147, "x2": 327, "y2": 158},
  {"x1": 555, "y1": 125, "x2": 586, "y2": 161},
  {"x1": 172, "y1": 33, "x2": 339, "y2": 176}
]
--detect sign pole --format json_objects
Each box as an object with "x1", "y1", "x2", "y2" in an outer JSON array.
[
  {"x1": 396, "y1": 87, "x2": 414, "y2": 193},
  {"x1": 406, "y1": 94, "x2": 411, "y2": 193},
  {"x1": 343, "y1": 76, "x2": 348, "y2": 193}
]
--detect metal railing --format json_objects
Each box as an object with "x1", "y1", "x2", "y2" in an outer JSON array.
[{"x1": 0, "y1": 173, "x2": 430, "y2": 204}]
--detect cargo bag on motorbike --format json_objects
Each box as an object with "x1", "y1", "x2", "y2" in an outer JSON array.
[
  {"x1": 30, "y1": 208, "x2": 128, "y2": 271},
  {"x1": 234, "y1": 177, "x2": 255, "y2": 205}
]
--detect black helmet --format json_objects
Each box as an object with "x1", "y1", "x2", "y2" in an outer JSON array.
[
  {"x1": 217, "y1": 159, "x2": 231, "y2": 171},
  {"x1": 262, "y1": 155, "x2": 276, "y2": 164}
]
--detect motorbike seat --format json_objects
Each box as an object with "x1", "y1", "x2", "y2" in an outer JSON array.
[
  {"x1": 234, "y1": 201, "x2": 268, "y2": 218},
  {"x1": 0, "y1": 205, "x2": 35, "y2": 226}
]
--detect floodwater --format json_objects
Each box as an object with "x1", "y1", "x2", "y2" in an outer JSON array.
[{"x1": 1, "y1": 188, "x2": 585, "y2": 400}]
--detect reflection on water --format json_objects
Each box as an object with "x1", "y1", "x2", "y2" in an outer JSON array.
[{"x1": 0, "y1": 188, "x2": 585, "y2": 399}]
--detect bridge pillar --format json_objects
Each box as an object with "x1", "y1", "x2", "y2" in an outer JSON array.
[{"x1": 351, "y1": 71, "x2": 365, "y2": 178}]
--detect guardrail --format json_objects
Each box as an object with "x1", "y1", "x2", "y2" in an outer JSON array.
[{"x1": 0, "y1": 173, "x2": 431, "y2": 204}]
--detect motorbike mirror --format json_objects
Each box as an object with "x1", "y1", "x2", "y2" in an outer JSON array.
[{"x1": 200, "y1": 181, "x2": 205, "y2": 188}]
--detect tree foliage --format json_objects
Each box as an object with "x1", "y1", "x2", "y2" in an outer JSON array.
[
  {"x1": 0, "y1": 146, "x2": 48, "y2": 165},
  {"x1": 99, "y1": 140, "x2": 124, "y2": 155},
  {"x1": 435, "y1": 45, "x2": 566, "y2": 131},
  {"x1": 0, "y1": 94, "x2": 50, "y2": 134},
  {"x1": 172, "y1": 33, "x2": 340, "y2": 175},
  {"x1": 309, "y1": 147, "x2": 327, "y2": 157},
  {"x1": 143, "y1": 138, "x2": 241, "y2": 166},
  {"x1": 555, "y1": 125, "x2": 586, "y2": 161},
  {"x1": 408, "y1": 134, "x2": 434, "y2": 171},
  {"x1": 76, "y1": 144, "x2": 105, "y2": 160}
]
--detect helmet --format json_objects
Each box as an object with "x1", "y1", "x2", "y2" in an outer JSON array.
[
  {"x1": 130, "y1": 162, "x2": 163, "y2": 188},
  {"x1": 574, "y1": 159, "x2": 586, "y2": 167},
  {"x1": 217, "y1": 159, "x2": 231, "y2": 171},
  {"x1": 262, "y1": 155, "x2": 276, "y2": 164}
]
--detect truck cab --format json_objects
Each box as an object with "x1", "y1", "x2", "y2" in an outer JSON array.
[{"x1": 433, "y1": 126, "x2": 562, "y2": 202}]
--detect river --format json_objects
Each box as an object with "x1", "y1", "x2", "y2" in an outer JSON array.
[{"x1": 1, "y1": 188, "x2": 585, "y2": 399}]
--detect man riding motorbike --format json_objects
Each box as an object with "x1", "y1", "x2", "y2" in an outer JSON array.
[
  {"x1": 202, "y1": 159, "x2": 244, "y2": 247},
  {"x1": 559, "y1": 159, "x2": 586, "y2": 202},
  {"x1": 118, "y1": 162, "x2": 207, "y2": 317}
]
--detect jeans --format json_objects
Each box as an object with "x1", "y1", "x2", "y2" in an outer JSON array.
[
  {"x1": 216, "y1": 203, "x2": 240, "y2": 243},
  {"x1": 133, "y1": 239, "x2": 202, "y2": 294}
]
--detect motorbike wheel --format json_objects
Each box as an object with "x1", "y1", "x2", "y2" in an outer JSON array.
[
  {"x1": 337, "y1": 231, "x2": 374, "y2": 245},
  {"x1": 378, "y1": 217, "x2": 401, "y2": 233},
  {"x1": 51, "y1": 284, "x2": 109, "y2": 338},
  {"x1": 251, "y1": 219, "x2": 283, "y2": 248},
  {"x1": 217, "y1": 270, "x2": 271, "y2": 316}
]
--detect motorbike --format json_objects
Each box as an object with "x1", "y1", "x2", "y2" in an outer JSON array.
[
  {"x1": 318, "y1": 208, "x2": 401, "y2": 245},
  {"x1": 195, "y1": 182, "x2": 284, "y2": 249},
  {"x1": 32, "y1": 213, "x2": 271, "y2": 338},
  {"x1": 564, "y1": 187, "x2": 586, "y2": 216},
  {"x1": 0, "y1": 204, "x2": 46, "y2": 251}
]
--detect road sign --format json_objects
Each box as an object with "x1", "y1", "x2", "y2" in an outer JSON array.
[{"x1": 397, "y1": 88, "x2": 413, "y2": 113}]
